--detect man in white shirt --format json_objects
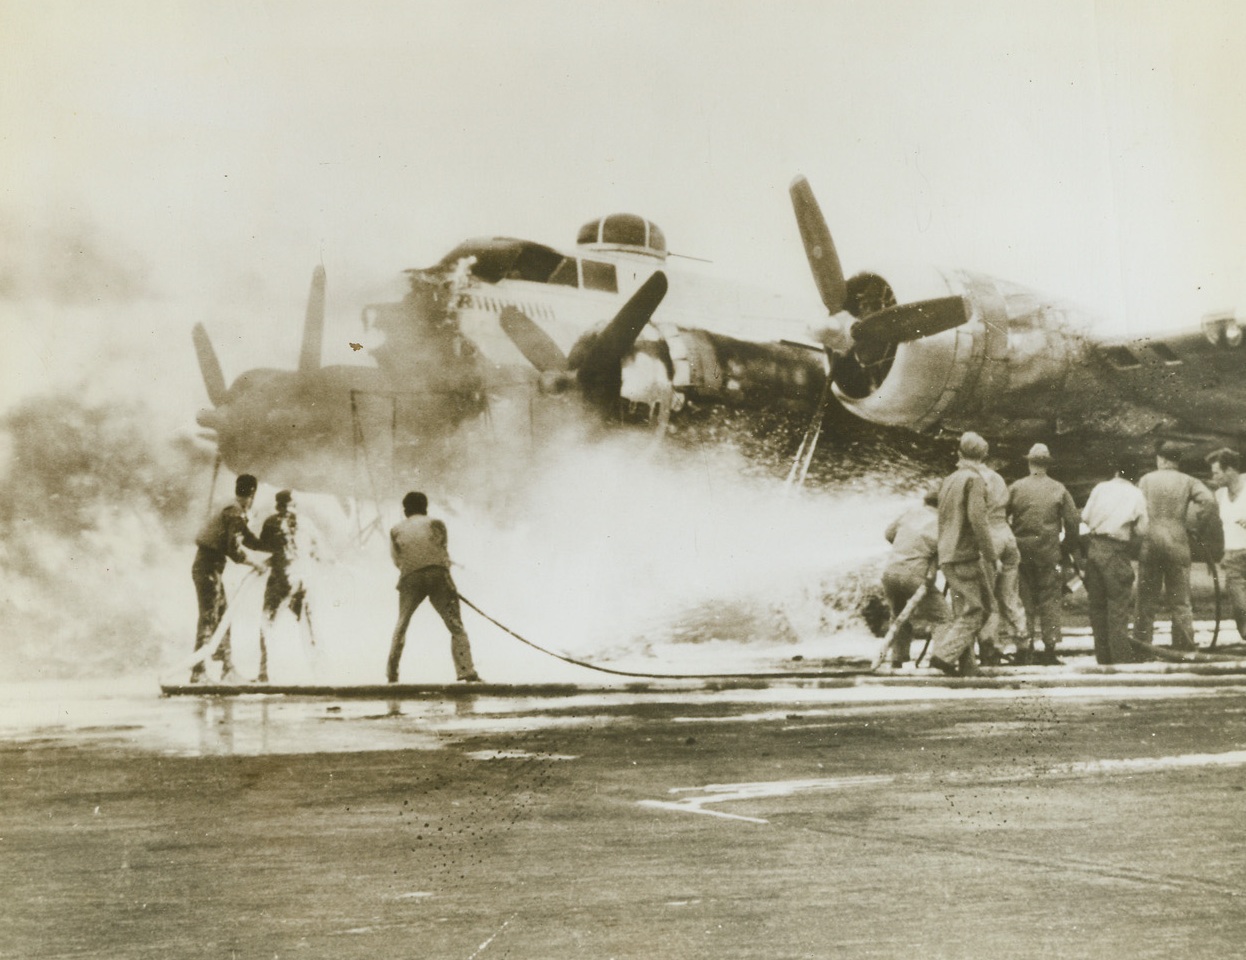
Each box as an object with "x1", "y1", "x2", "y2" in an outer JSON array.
[
  {"x1": 1081, "y1": 458, "x2": 1148, "y2": 664},
  {"x1": 1207, "y1": 448, "x2": 1246, "y2": 641}
]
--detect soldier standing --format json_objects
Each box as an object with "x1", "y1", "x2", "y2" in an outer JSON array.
[
  {"x1": 1136, "y1": 441, "x2": 1215, "y2": 651},
  {"x1": 1007, "y1": 444, "x2": 1081, "y2": 664},
  {"x1": 928, "y1": 433, "x2": 998, "y2": 677},
  {"x1": 971, "y1": 451, "x2": 1027, "y2": 665}
]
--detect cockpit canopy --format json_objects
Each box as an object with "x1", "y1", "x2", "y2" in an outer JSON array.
[
  {"x1": 430, "y1": 237, "x2": 567, "y2": 284},
  {"x1": 576, "y1": 214, "x2": 667, "y2": 259},
  {"x1": 421, "y1": 236, "x2": 622, "y2": 293}
]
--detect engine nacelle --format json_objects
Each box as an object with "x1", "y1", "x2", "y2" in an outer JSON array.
[{"x1": 834, "y1": 270, "x2": 1094, "y2": 438}]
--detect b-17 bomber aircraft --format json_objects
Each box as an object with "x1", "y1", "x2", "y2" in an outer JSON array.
[{"x1": 191, "y1": 176, "x2": 1245, "y2": 497}]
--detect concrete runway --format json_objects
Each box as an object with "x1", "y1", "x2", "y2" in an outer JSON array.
[{"x1": 3, "y1": 668, "x2": 1246, "y2": 959}]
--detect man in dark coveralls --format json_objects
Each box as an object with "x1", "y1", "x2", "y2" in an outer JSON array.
[
  {"x1": 1007, "y1": 443, "x2": 1080, "y2": 665},
  {"x1": 928, "y1": 432, "x2": 998, "y2": 677},
  {"x1": 1136, "y1": 441, "x2": 1216, "y2": 651},
  {"x1": 190, "y1": 473, "x2": 268, "y2": 683},
  {"x1": 387, "y1": 491, "x2": 482, "y2": 684}
]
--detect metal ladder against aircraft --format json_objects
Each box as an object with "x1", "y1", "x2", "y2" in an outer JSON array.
[
  {"x1": 349, "y1": 388, "x2": 399, "y2": 544},
  {"x1": 784, "y1": 352, "x2": 835, "y2": 493}
]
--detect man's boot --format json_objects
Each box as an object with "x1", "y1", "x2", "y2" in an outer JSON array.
[
  {"x1": 978, "y1": 643, "x2": 1004, "y2": 667},
  {"x1": 1040, "y1": 647, "x2": 1065, "y2": 666}
]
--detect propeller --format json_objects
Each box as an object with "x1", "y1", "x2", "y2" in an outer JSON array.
[
  {"x1": 298, "y1": 264, "x2": 326, "y2": 373},
  {"x1": 193, "y1": 265, "x2": 330, "y2": 429},
  {"x1": 790, "y1": 175, "x2": 969, "y2": 376},
  {"x1": 192, "y1": 322, "x2": 228, "y2": 407},
  {"x1": 500, "y1": 272, "x2": 669, "y2": 411},
  {"x1": 850, "y1": 296, "x2": 969, "y2": 364},
  {"x1": 790, "y1": 175, "x2": 847, "y2": 315},
  {"x1": 499, "y1": 308, "x2": 569, "y2": 374}
]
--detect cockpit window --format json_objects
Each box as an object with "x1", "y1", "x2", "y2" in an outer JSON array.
[
  {"x1": 647, "y1": 222, "x2": 666, "y2": 255},
  {"x1": 1102, "y1": 345, "x2": 1142, "y2": 370},
  {"x1": 435, "y1": 239, "x2": 566, "y2": 284},
  {"x1": 548, "y1": 257, "x2": 579, "y2": 287},
  {"x1": 1146, "y1": 342, "x2": 1182, "y2": 365},
  {"x1": 582, "y1": 260, "x2": 618, "y2": 293},
  {"x1": 602, "y1": 214, "x2": 647, "y2": 248},
  {"x1": 576, "y1": 221, "x2": 599, "y2": 246},
  {"x1": 508, "y1": 244, "x2": 566, "y2": 283}
]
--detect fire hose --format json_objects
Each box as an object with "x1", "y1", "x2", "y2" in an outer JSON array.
[{"x1": 455, "y1": 593, "x2": 865, "y2": 681}]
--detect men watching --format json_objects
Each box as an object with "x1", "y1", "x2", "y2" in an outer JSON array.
[
  {"x1": 1081, "y1": 457, "x2": 1148, "y2": 664},
  {"x1": 928, "y1": 432, "x2": 998, "y2": 677},
  {"x1": 1136, "y1": 441, "x2": 1216, "y2": 651},
  {"x1": 1007, "y1": 444, "x2": 1080, "y2": 665},
  {"x1": 190, "y1": 473, "x2": 268, "y2": 683},
  {"x1": 387, "y1": 491, "x2": 482, "y2": 684},
  {"x1": 1206, "y1": 448, "x2": 1246, "y2": 641},
  {"x1": 881, "y1": 484, "x2": 949, "y2": 668},
  {"x1": 971, "y1": 446, "x2": 1027, "y2": 665}
]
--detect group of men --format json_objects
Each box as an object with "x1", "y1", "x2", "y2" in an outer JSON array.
[
  {"x1": 190, "y1": 437, "x2": 1245, "y2": 685},
  {"x1": 189, "y1": 477, "x2": 480, "y2": 684},
  {"x1": 882, "y1": 434, "x2": 1245, "y2": 676}
]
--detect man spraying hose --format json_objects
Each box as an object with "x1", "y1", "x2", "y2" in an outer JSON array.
[
  {"x1": 387, "y1": 491, "x2": 483, "y2": 684},
  {"x1": 256, "y1": 489, "x2": 317, "y2": 683},
  {"x1": 189, "y1": 473, "x2": 269, "y2": 683}
]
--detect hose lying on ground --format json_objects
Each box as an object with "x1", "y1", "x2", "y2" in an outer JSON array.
[{"x1": 456, "y1": 593, "x2": 866, "y2": 681}]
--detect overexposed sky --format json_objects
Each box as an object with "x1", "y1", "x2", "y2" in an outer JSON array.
[{"x1": 1, "y1": 0, "x2": 1243, "y2": 416}]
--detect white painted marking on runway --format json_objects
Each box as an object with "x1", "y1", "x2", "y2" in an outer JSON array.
[
  {"x1": 638, "y1": 800, "x2": 769, "y2": 824},
  {"x1": 643, "y1": 774, "x2": 896, "y2": 822},
  {"x1": 465, "y1": 913, "x2": 515, "y2": 959},
  {"x1": 642, "y1": 751, "x2": 1246, "y2": 820},
  {"x1": 1043, "y1": 749, "x2": 1246, "y2": 778}
]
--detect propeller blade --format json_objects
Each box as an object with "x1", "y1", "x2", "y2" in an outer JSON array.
[
  {"x1": 298, "y1": 265, "x2": 326, "y2": 373},
  {"x1": 850, "y1": 296, "x2": 969, "y2": 348},
  {"x1": 499, "y1": 306, "x2": 569, "y2": 373},
  {"x1": 192, "y1": 323, "x2": 228, "y2": 406},
  {"x1": 567, "y1": 272, "x2": 668, "y2": 375},
  {"x1": 790, "y1": 176, "x2": 847, "y2": 315}
]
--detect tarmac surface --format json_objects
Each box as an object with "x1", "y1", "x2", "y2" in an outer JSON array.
[{"x1": 4, "y1": 639, "x2": 1246, "y2": 959}]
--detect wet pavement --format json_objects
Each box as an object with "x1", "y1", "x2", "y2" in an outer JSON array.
[{"x1": 4, "y1": 633, "x2": 1246, "y2": 958}]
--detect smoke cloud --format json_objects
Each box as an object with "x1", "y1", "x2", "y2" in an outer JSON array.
[{"x1": 0, "y1": 387, "x2": 213, "y2": 680}]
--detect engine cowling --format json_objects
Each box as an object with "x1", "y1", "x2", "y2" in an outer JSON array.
[{"x1": 831, "y1": 269, "x2": 1093, "y2": 438}]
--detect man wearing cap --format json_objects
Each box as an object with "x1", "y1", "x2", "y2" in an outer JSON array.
[
  {"x1": 256, "y1": 490, "x2": 315, "y2": 683},
  {"x1": 969, "y1": 446, "x2": 1028, "y2": 665},
  {"x1": 1006, "y1": 444, "x2": 1080, "y2": 665},
  {"x1": 1207, "y1": 448, "x2": 1246, "y2": 641},
  {"x1": 1136, "y1": 441, "x2": 1216, "y2": 651},
  {"x1": 387, "y1": 491, "x2": 482, "y2": 684},
  {"x1": 1082, "y1": 457, "x2": 1147, "y2": 663},
  {"x1": 881, "y1": 484, "x2": 949, "y2": 668},
  {"x1": 928, "y1": 432, "x2": 998, "y2": 676},
  {"x1": 190, "y1": 473, "x2": 269, "y2": 683}
]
